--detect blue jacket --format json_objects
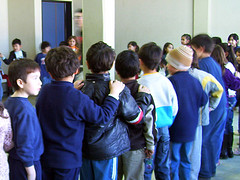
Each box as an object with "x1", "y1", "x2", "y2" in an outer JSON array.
[
  {"x1": 169, "y1": 71, "x2": 208, "y2": 142},
  {"x1": 4, "y1": 97, "x2": 44, "y2": 167},
  {"x1": 36, "y1": 80, "x2": 120, "y2": 169}
]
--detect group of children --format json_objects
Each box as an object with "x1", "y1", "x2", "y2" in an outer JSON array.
[{"x1": 0, "y1": 32, "x2": 239, "y2": 180}]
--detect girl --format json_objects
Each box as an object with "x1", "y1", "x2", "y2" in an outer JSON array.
[
  {"x1": 67, "y1": 36, "x2": 79, "y2": 53},
  {"x1": 127, "y1": 41, "x2": 139, "y2": 53},
  {"x1": 211, "y1": 45, "x2": 240, "y2": 159},
  {"x1": 0, "y1": 102, "x2": 13, "y2": 180},
  {"x1": 159, "y1": 42, "x2": 174, "y2": 76}
]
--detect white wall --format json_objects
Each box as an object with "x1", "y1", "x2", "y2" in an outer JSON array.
[
  {"x1": 0, "y1": 0, "x2": 9, "y2": 73},
  {"x1": 209, "y1": 0, "x2": 240, "y2": 43},
  {"x1": 115, "y1": 0, "x2": 193, "y2": 53}
]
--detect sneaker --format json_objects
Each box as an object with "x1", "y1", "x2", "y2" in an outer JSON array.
[
  {"x1": 216, "y1": 160, "x2": 221, "y2": 167},
  {"x1": 233, "y1": 148, "x2": 240, "y2": 155}
]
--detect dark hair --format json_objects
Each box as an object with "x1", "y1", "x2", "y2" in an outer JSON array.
[
  {"x1": 75, "y1": 8, "x2": 82, "y2": 13},
  {"x1": 228, "y1": 33, "x2": 239, "y2": 41},
  {"x1": 127, "y1": 41, "x2": 139, "y2": 53},
  {"x1": 182, "y1": 34, "x2": 191, "y2": 41},
  {"x1": 212, "y1": 37, "x2": 222, "y2": 45},
  {"x1": 219, "y1": 43, "x2": 236, "y2": 67},
  {"x1": 236, "y1": 48, "x2": 240, "y2": 54},
  {"x1": 191, "y1": 49, "x2": 200, "y2": 69},
  {"x1": 41, "y1": 41, "x2": 51, "y2": 50},
  {"x1": 86, "y1": 41, "x2": 115, "y2": 73},
  {"x1": 163, "y1": 42, "x2": 173, "y2": 55},
  {"x1": 12, "y1": 38, "x2": 21, "y2": 45},
  {"x1": 115, "y1": 50, "x2": 140, "y2": 79},
  {"x1": 138, "y1": 42, "x2": 162, "y2": 70},
  {"x1": 191, "y1": 34, "x2": 215, "y2": 53},
  {"x1": 67, "y1": 36, "x2": 78, "y2": 47},
  {"x1": 59, "y1": 41, "x2": 68, "y2": 46},
  {"x1": 8, "y1": 59, "x2": 40, "y2": 90},
  {"x1": 211, "y1": 45, "x2": 226, "y2": 75},
  {"x1": 45, "y1": 46, "x2": 80, "y2": 80}
]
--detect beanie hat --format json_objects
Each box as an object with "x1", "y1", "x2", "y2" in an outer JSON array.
[{"x1": 166, "y1": 45, "x2": 193, "y2": 70}]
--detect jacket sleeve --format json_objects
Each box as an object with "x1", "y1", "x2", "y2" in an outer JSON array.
[
  {"x1": 118, "y1": 87, "x2": 143, "y2": 125},
  {"x1": 3, "y1": 51, "x2": 15, "y2": 65},
  {"x1": 3, "y1": 110, "x2": 14, "y2": 152},
  {"x1": 201, "y1": 75, "x2": 223, "y2": 110}
]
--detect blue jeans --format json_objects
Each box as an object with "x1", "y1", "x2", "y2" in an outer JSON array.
[
  {"x1": 170, "y1": 141, "x2": 193, "y2": 180},
  {"x1": 144, "y1": 126, "x2": 170, "y2": 180},
  {"x1": 199, "y1": 96, "x2": 227, "y2": 178},
  {"x1": 225, "y1": 96, "x2": 237, "y2": 134},
  {"x1": 80, "y1": 157, "x2": 118, "y2": 180}
]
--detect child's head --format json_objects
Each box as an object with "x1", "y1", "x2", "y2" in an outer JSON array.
[
  {"x1": 86, "y1": 41, "x2": 115, "y2": 73},
  {"x1": 8, "y1": 59, "x2": 41, "y2": 95},
  {"x1": 138, "y1": 42, "x2": 162, "y2": 71},
  {"x1": 228, "y1": 33, "x2": 239, "y2": 48},
  {"x1": 12, "y1": 38, "x2": 22, "y2": 52},
  {"x1": 45, "y1": 46, "x2": 80, "y2": 80},
  {"x1": 211, "y1": 45, "x2": 226, "y2": 73},
  {"x1": 236, "y1": 48, "x2": 240, "y2": 57},
  {"x1": 166, "y1": 45, "x2": 193, "y2": 75},
  {"x1": 115, "y1": 50, "x2": 140, "y2": 79},
  {"x1": 190, "y1": 34, "x2": 214, "y2": 58},
  {"x1": 212, "y1": 37, "x2": 222, "y2": 45},
  {"x1": 163, "y1": 42, "x2": 174, "y2": 55},
  {"x1": 67, "y1": 36, "x2": 78, "y2": 47},
  {"x1": 41, "y1": 41, "x2": 51, "y2": 54},
  {"x1": 127, "y1": 41, "x2": 139, "y2": 53},
  {"x1": 181, "y1": 34, "x2": 191, "y2": 45}
]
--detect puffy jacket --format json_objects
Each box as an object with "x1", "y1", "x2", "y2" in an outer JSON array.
[{"x1": 81, "y1": 73, "x2": 144, "y2": 160}]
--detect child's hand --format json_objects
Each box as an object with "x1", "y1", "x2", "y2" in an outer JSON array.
[
  {"x1": 138, "y1": 85, "x2": 151, "y2": 94},
  {"x1": 74, "y1": 80, "x2": 84, "y2": 90},
  {"x1": 25, "y1": 166, "x2": 36, "y2": 180},
  {"x1": 0, "y1": 53, "x2": 3, "y2": 58},
  {"x1": 145, "y1": 149, "x2": 154, "y2": 158},
  {"x1": 109, "y1": 80, "x2": 125, "y2": 98}
]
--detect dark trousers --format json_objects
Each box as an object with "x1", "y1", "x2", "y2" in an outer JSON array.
[
  {"x1": 8, "y1": 157, "x2": 42, "y2": 180},
  {"x1": 42, "y1": 166, "x2": 80, "y2": 180}
]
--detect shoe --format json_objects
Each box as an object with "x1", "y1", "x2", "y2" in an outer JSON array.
[
  {"x1": 233, "y1": 148, "x2": 240, "y2": 155},
  {"x1": 216, "y1": 160, "x2": 221, "y2": 167}
]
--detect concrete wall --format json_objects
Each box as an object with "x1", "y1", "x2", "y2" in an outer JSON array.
[{"x1": 115, "y1": 0, "x2": 193, "y2": 53}]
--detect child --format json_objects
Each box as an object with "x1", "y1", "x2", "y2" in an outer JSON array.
[
  {"x1": 79, "y1": 42, "x2": 146, "y2": 180},
  {"x1": 4, "y1": 59, "x2": 43, "y2": 180},
  {"x1": 159, "y1": 42, "x2": 174, "y2": 76},
  {"x1": 228, "y1": 33, "x2": 239, "y2": 52},
  {"x1": 0, "y1": 102, "x2": 14, "y2": 180},
  {"x1": 211, "y1": 45, "x2": 240, "y2": 159},
  {"x1": 0, "y1": 38, "x2": 27, "y2": 65},
  {"x1": 127, "y1": 41, "x2": 139, "y2": 53},
  {"x1": 36, "y1": 46, "x2": 124, "y2": 180},
  {"x1": 67, "y1": 36, "x2": 79, "y2": 53},
  {"x1": 35, "y1": 41, "x2": 52, "y2": 86},
  {"x1": 166, "y1": 45, "x2": 208, "y2": 180},
  {"x1": 138, "y1": 42, "x2": 178, "y2": 180},
  {"x1": 115, "y1": 50, "x2": 157, "y2": 180},
  {"x1": 189, "y1": 50, "x2": 223, "y2": 180},
  {"x1": 191, "y1": 34, "x2": 227, "y2": 179},
  {"x1": 181, "y1": 34, "x2": 191, "y2": 46}
]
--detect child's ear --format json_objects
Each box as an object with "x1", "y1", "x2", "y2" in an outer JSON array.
[{"x1": 16, "y1": 79, "x2": 24, "y2": 89}]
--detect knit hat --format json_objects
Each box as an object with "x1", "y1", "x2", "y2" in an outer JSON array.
[{"x1": 166, "y1": 45, "x2": 193, "y2": 70}]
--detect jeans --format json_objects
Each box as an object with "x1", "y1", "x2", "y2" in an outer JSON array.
[
  {"x1": 144, "y1": 126, "x2": 170, "y2": 180},
  {"x1": 225, "y1": 96, "x2": 237, "y2": 134},
  {"x1": 199, "y1": 96, "x2": 227, "y2": 178},
  {"x1": 170, "y1": 141, "x2": 193, "y2": 180}
]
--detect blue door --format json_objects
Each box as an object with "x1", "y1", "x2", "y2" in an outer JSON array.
[{"x1": 42, "y1": 2, "x2": 71, "y2": 48}]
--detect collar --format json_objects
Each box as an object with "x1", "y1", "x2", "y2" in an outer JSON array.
[{"x1": 85, "y1": 73, "x2": 110, "y2": 81}]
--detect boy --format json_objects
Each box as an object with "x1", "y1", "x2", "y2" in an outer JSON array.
[
  {"x1": 166, "y1": 45, "x2": 208, "y2": 180},
  {"x1": 181, "y1": 34, "x2": 191, "y2": 46},
  {"x1": 138, "y1": 42, "x2": 178, "y2": 180},
  {"x1": 36, "y1": 46, "x2": 124, "y2": 180},
  {"x1": 0, "y1": 38, "x2": 27, "y2": 65},
  {"x1": 115, "y1": 50, "x2": 157, "y2": 180},
  {"x1": 35, "y1": 41, "x2": 52, "y2": 86},
  {"x1": 191, "y1": 34, "x2": 227, "y2": 179},
  {"x1": 4, "y1": 59, "x2": 43, "y2": 180},
  {"x1": 79, "y1": 42, "x2": 146, "y2": 180}
]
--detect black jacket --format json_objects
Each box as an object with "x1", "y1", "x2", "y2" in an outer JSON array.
[
  {"x1": 80, "y1": 73, "x2": 146, "y2": 160},
  {"x1": 3, "y1": 50, "x2": 27, "y2": 65}
]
